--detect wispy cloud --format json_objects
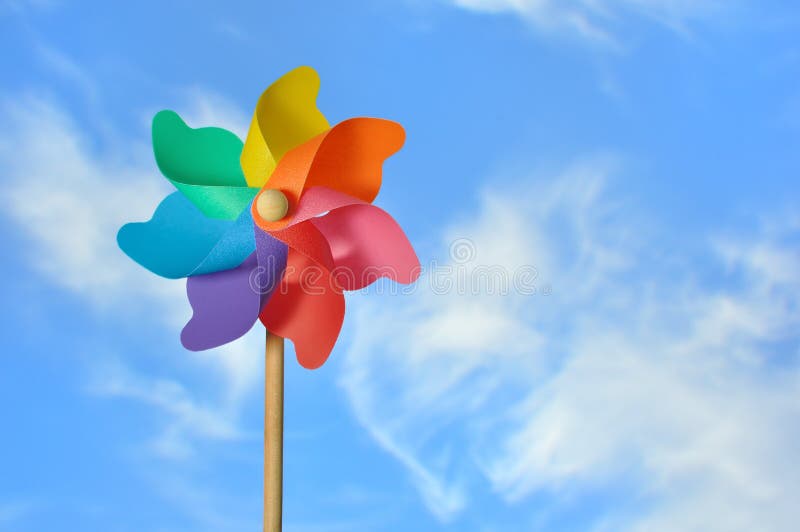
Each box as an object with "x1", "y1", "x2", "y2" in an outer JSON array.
[
  {"x1": 0, "y1": 92, "x2": 263, "y2": 451},
  {"x1": 146, "y1": 472, "x2": 261, "y2": 531},
  {"x1": 446, "y1": 0, "x2": 730, "y2": 45},
  {"x1": 339, "y1": 158, "x2": 800, "y2": 529},
  {"x1": 172, "y1": 88, "x2": 251, "y2": 140},
  {"x1": 87, "y1": 356, "x2": 252, "y2": 460},
  {"x1": 0, "y1": 88, "x2": 270, "y2": 527},
  {"x1": 0, "y1": 499, "x2": 35, "y2": 527},
  {"x1": 214, "y1": 21, "x2": 250, "y2": 43},
  {"x1": 0, "y1": 94, "x2": 175, "y2": 306},
  {"x1": 34, "y1": 43, "x2": 99, "y2": 103},
  {"x1": 0, "y1": 0, "x2": 56, "y2": 15}
]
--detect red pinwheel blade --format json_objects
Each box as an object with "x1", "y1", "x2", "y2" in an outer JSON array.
[{"x1": 260, "y1": 249, "x2": 345, "y2": 369}]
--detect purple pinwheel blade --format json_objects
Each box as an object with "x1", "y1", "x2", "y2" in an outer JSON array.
[
  {"x1": 180, "y1": 231, "x2": 288, "y2": 351},
  {"x1": 181, "y1": 253, "x2": 262, "y2": 351}
]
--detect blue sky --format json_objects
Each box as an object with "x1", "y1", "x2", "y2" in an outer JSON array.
[{"x1": 1, "y1": 0, "x2": 799, "y2": 530}]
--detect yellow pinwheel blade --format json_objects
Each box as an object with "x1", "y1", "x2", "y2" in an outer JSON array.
[{"x1": 240, "y1": 66, "x2": 330, "y2": 187}]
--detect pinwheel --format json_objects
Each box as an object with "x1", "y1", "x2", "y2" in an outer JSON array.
[{"x1": 117, "y1": 66, "x2": 420, "y2": 530}]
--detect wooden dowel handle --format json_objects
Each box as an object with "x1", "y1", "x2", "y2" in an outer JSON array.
[{"x1": 264, "y1": 332, "x2": 284, "y2": 532}]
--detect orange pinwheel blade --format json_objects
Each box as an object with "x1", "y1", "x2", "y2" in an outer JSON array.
[{"x1": 253, "y1": 118, "x2": 405, "y2": 231}]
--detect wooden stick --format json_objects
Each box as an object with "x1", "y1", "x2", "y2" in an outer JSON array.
[{"x1": 264, "y1": 332, "x2": 284, "y2": 532}]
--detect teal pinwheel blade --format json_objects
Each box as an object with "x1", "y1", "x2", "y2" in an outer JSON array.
[
  {"x1": 117, "y1": 192, "x2": 255, "y2": 279},
  {"x1": 152, "y1": 110, "x2": 258, "y2": 220}
]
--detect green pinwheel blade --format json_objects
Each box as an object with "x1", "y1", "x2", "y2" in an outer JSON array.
[{"x1": 153, "y1": 110, "x2": 259, "y2": 220}]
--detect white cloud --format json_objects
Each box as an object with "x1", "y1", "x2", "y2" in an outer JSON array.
[
  {"x1": 0, "y1": 500, "x2": 35, "y2": 526},
  {"x1": 178, "y1": 88, "x2": 251, "y2": 140},
  {"x1": 0, "y1": 95, "x2": 176, "y2": 306},
  {"x1": 146, "y1": 472, "x2": 261, "y2": 531},
  {"x1": 0, "y1": 93, "x2": 263, "y2": 453},
  {"x1": 87, "y1": 357, "x2": 253, "y2": 460},
  {"x1": 0, "y1": 0, "x2": 56, "y2": 14},
  {"x1": 34, "y1": 43, "x2": 99, "y2": 104},
  {"x1": 446, "y1": 0, "x2": 728, "y2": 44},
  {"x1": 339, "y1": 159, "x2": 800, "y2": 529}
]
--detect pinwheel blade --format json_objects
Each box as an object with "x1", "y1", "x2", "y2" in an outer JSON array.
[
  {"x1": 117, "y1": 192, "x2": 255, "y2": 279},
  {"x1": 251, "y1": 118, "x2": 405, "y2": 228},
  {"x1": 313, "y1": 203, "x2": 420, "y2": 290},
  {"x1": 181, "y1": 230, "x2": 289, "y2": 351},
  {"x1": 153, "y1": 110, "x2": 258, "y2": 220},
  {"x1": 181, "y1": 253, "x2": 261, "y2": 351},
  {"x1": 240, "y1": 66, "x2": 330, "y2": 188},
  {"x1": 260, "y1": 250, "x2": 344, "y2": 369}
]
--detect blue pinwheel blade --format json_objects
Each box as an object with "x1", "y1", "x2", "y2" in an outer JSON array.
[{"x1": 117, "y1": 192, "x2": 255, "y2": 279}]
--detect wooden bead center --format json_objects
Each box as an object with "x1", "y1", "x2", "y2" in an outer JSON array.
[{"x1": 256, "y1": 189, "x2": 289, "y2": 222}]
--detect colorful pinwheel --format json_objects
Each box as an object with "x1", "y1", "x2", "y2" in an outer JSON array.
[
  {"x1": 117, "y1": 66, "x2": 420, "y2": 368},
  {"x1": 117, "y1": 66, "x2": 420, "y2": 529}
]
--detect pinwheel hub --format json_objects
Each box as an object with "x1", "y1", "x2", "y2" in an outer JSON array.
[{"x1": 256, "y1": 189, "x2": 289, "y2": 222}]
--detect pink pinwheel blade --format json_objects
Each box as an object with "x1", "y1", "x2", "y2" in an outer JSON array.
[{"x1": 312, "y1": 203, "x2": 420, "y2": 290}]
